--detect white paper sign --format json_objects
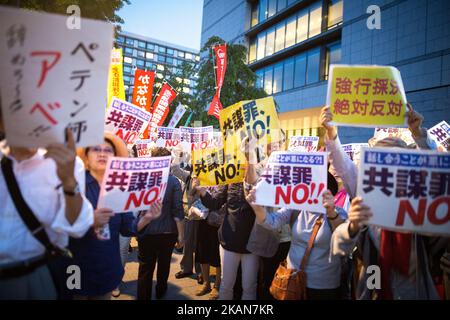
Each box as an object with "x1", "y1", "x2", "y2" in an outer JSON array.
[
  {"x1": 428, "y1": 121, "x2": 450, "y2": 152},
  {"x1": 357, "y1": 147, "x2": 450, "y2": 235},
  {"x1": 134, "y1": 139, "x2": 154, "y2": 158},
  {"x1": 255, "y1": 151, "x2": 328, "y2": 213},
  {"x1": 98, "y1": 156, "x2": 171, "y2": 212},
  {"x1": 288, "y1": 136, "x2": 319, "y2": 152},
  {"x1": 155, "y1": 127, "x2": 181, "y2": 149},
  {"x1": 342, "y1": 143, "x2": 369, "y2": 162},
  {"x1": 167, "y1": 103, "x2": 187, "y2": 128},
  {"x1": 105, "y1": 97, "x2": 152, "y2": 145},
  {"x1": 0, "y1": 6, "x2": 114, "y2": 148},
  {"x1": 179, "y1": 126, "x2": 214, "y2": 152}
]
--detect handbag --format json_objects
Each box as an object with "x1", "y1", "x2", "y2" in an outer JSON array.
[{"x1": 269, "y1": 214, "x2": 323, "y2": 300}]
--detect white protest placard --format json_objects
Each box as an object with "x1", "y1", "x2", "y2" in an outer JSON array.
[
  {"x1": 98, "y1": 156, "x2": 171, "y2": 212},
  {"x1": 288, "y1": 136, "x2": 319, "y2": 152},
  {"x1": 255, "y1": 151, "x2": 328, "y2": 213},
  {"x1": 179, "y1": 126, "x2": 214, "y2": 152},
  {"x1": 0, "y1": 6, "x2": 113, "y2": 148},
  {"x1": 373, "y1": 127, "x2": 415, "y2": 146},
  {"x1": 357, "y1": 147, "x2": 450, "y2": 236},
  {"x1": 428, "y1": 121, "x2": 450, "y2": 152},
  {"x1": 342, "y1": 143, "x2": 369, "y2": 162},
  {"x1": 155, "y1": 127, "x2": 180, "y2": 149},
  {"x1": 167, "y1": 103, "x2": 187, "y2": 128},
  {"x1": 134, "y1": 139, "x2": 154, "y2": 158},
  {"x1": 105, "y1": 97, "x2": 152, "y2": 145}
]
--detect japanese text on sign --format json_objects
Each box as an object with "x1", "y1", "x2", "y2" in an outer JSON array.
[
  {"x1": 428, "y1": 121, "x2": 450, "y2": 152},
  {"x1": 288, "y1": 136, "x2": 319, "y2": 152}
]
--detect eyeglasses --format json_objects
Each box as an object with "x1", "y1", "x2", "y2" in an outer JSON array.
[{"x1": 90, "y1": 146, "x2": 115, "y2": 154}]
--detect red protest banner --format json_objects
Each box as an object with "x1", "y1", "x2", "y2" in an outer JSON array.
[
  {"x1": 148, "y1": 82, "x2": 177, "y2": 136},
  {"x1": 208, "y1": 44, "x2": 227, "y2": 119},
  {"x1": 132, "y1": 69, "x2": 155, "y2": 112}
]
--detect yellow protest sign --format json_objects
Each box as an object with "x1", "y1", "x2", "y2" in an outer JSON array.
[
  {"x1": 327, "y1": 65, "x2": 407, "y2": 127},
  {"x1": 219, "y1": 96, "x2": 282, "y2": 148},
  {"x1": 107, "y1": 48, "x2": 125, "y2": 107},
  {"x1": 192, "y1": 146, "x2": 246, "y2": 186}
]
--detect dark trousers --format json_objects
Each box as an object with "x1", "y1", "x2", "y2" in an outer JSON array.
[
  {"x1": 137, "y1": 233, "x2": 177, "y2": 300},
  {"x1": 259, "y1": 241, "x2": 291, "y2": 300}
]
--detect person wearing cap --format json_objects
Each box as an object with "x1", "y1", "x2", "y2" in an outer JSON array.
[
  {"x1": 0, "y1": 107, "x2": 93, "y2": 299},
  {"x1": 67, "y1": 132, "x2": 161, "y2": 300},
  {"x1": 320, "y1": 106, "x2": 448, "y2": 299}
]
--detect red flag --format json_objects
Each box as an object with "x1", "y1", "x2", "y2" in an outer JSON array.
[
  {"x1": 208, "y1": 44, "x2": 227, "y2": 119},
  {"x1": 148, "y1": 83, "x2": 177, "y2": 136},
  {"x1": 132, "y1": 69, "x2": 155, "y2": 113}
]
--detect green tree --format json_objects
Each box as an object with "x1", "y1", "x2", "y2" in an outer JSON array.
[
  {"x1": 192, "y1": 36, "x2": 268, "y2": 127},
  {"x1": 0, "y1": 0, "x2": 130, "y2": 30}
]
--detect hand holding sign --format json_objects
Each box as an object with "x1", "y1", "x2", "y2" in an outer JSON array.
[
  {"x1": 44, "y1": 127, "x2": 77, "y2": 188},
  {"x1": 347, "y1": 197, "x2": 374, "y2": 237},
  {"x1": 320, "y1": 106, "x2": 337, "y2": 140},
  {"x1": 405, "y1": 104, "x2": 424, "y2": 137},
  {"x1": 93, "y1": 208, "x2": 115, "y2": 228}
]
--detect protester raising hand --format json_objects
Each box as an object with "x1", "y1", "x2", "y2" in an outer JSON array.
[
  {"x1": 405, "y1": 103, "x2": 425, "y2": 137},
  {"x1": 347, "y1": 197, "x2": 373, "y2": 237},
  {"x1": 320, "y1": 106, "x2": 338, "y2": 141}
]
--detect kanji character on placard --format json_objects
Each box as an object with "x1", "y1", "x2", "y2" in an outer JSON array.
[
  {"x1": 206, "y1": 153, "x2": 220, "y2": 171},
  {"x1": 30, "y1": 102, "x2": 61, "y2": 125},
  {"x1": 67, "y1": 121, "x2": 87, "y2": 143},
  {"x1": 148, "y1": 171, "x2": 163, "y2": 188},
  {"x1": 396, "y1": 169, "x2": 408, "y2": 197},
  {"x1": 429, "y1": 172, "x2": 450, "y2": 198},
  {"x1": 292, "y1": 167, "x2": 312, "y2": 185},
  {"x1": 243, "y1": 101, "x2": 259, "y2": 122},
  {"x1": 278, "y1": 166, "x2": 291, "y2": 185},
  {"x1": 429, "y1": 128, "x2": 447, "y2": 142},
  {"x1": 222, "y1": 118, "x2": 234, "y2": 139},
  {"x1": 363, "y1": 166, "x2": 394, "y2": 196},
  {"x1": 195, "y1": 158, "x2": 208, "y2": 176},
  {"x1": 369, "y1": 100, "x2": 385, "y2": 116},
  {"x1": 272, "y1": 166, "x2": 282, "y2": 185},
  {"x1": 389, "y1": 80, "x2": 399, "y2": 95},
  {"x1": 128, "y1": 172, "x2": 149, "y2": 192},
  {"x1": 70, "y1": 70, "x2": 91, "y2": 91},
  {"x1": 232, "y1": 109, "x2": 245, "y2": 130},
  {"x1": 407, "y1": 170, "x2": 428, "y2": 199},
  {"x1": 351, "y1": 99, "x2": 369, "y2": 115},
  {"x1": 261, "y1": 166, "x2": 273, "y2": 184},
  {"x1": 30, "y1": 51, "x2": 61, "y2": 88},
  {"x1": 6, "y1": 24, "x2": 26, "y2": 49},
  {"x1": 105, "y1": 171, "x2": 130, "y2": 191},
  {"x1": 158, "y1": 130, "x2": 166, "y2": 139},
  {"x1": 106, "y1": 110, "x2": 123, "y2": 127},
  {"x1": 387, "y1": 100, "x2": 402, "y2": 116},
  {"x1": 334, "y1": 98, "x2": 350, "y2": 115},
  {"x1": 71, "y1": 42, "x2": 98, "y2": 62},
  {"x1": 373, "y1": 78, "x2": 388, "y2": 95},
  {"x1": 119, "y1": 115, "x2": 136, "y2": 131},
  {"x1": 354, "y1": 78, "x2": 371, "y2": 95},
  {"x1": 335, "y1": 77, "x2": 352, "y2": 94}
]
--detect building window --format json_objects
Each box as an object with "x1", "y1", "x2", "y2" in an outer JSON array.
[
  {"x1": 264, "y1": 67, "x2": 273, "y2": 95},
  {"x1": 123, "y1": 66, "x2": 132, "y2": 74},
  {"x1": 138, "y1": 41, "x2": 146, "y2": 49},
  {"x1": 185, "y1": 52, "x2": 193, "y2": 60},
  {"x1": 156, "y1": 73, "x2": 163, "y2": 79},
  {"x1": 275, "y1": 22, "x2": 285, "y2": 52},
  {"x1": 256, "y1": 33, "x2": 266, "y2": 60},
  {"x1": 249, "y1": 39, "x2": 257, "y2": 63},
  {"x1": 294, "y1": 53, "x2": 306, "y2": 87},
  {"x1": 158, "y1": 55, "x2": 165, "y2": 63},
  {"x1": 308, "y1": 2, "x2": 322, "y2": 37},
  {"x1": 259, "y1": 0, "x2": 268, "y2": 23},
  {"x1": 124, "y1": 47, "x2": 133, "y2": 55},
  {"x1": 195, "y1": 55, "x2": 200, "y2": 61},
  {"x1": 159, "y1": 46, "x2": 166, "y2": 54},
  {"x1": 136, "y1": 59, "x2": 145, "y2": 68},
  {"x1": 296, "y1": 9, "x2": 308, "y2": 43},
  {"x1": 178, "y1": 51, "x2": 185, "y2": 58},
  {"x1": 255, "y1": 69, "x2": 264, "y2": 89},
  {"x1": 146, "y1": 52, "x2": 154, "y2": 60},
  {"x1": 137, "y1": 50, "x2": 145, "y2": 58},
  {"x1": 157, "y1": 64, "x2": 165, "y2": 71},
  {"x1": 268, "y1": 0, "x2": 277, "y2": 18},
  {"x1": 278, "y1": 0, "x2": 287, "y2": 11},
  {"x1": 328, "y1": 0, "x2": 343, "y2": 28},
  {"x1": 145, "y1": 61, "x2": 154, "y2": 69},
  {"x1": 306, "y1": 48, "x2": 320, "y2": 84},
  {"x1": 251, "y1": 3, "x2": 259, "y2": 27},
  {"x1": 273, "y1": 62, "x2": 283, "y2": 93},
  {"x1": 167, "y1": 48, "x2": 174, "y2": 55},
  {"x1": 325, "y1": 42, "x2": 341, "y2": 79},
  {"x1": 285, "y1": 16, "x2": 296, "y2": 48},
  {"x1": 265, "y1": 27, "x2": 275, "y2": 56},
  {"x1": 283, "y1": 57, "x2": 294, "y2": 91},
  {"x1": 146, "y1": 43, "x2": 154, "y2": 51},
  {"x1": 166, "y1": 57, "x2": 174, "y2": 65},
  {"x1": 123, "y1": 56, "x2": 133, "y2": 64},
  {"x1": 123, "y1": 75, "x2": 131, "y2": 83},
  {"x1": 117, "y1": 36, "x2": 124, "y2": 43},
  {"x1": 125, "y1": 38, "x2": 134, "y2": 46}
]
